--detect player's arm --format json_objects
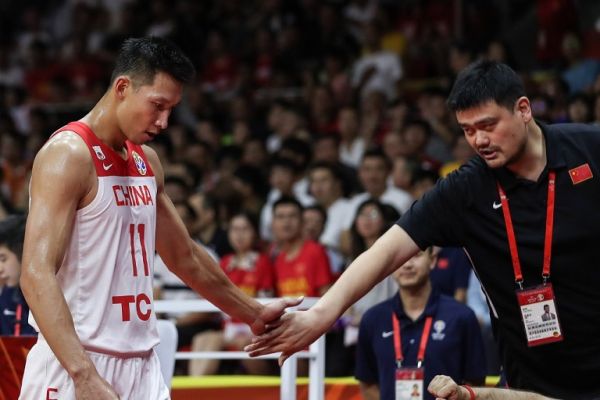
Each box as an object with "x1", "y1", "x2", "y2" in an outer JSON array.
[
  {"x1": 359, "y1": 382, "x2": 380, "y2": 400},
  {"x1": 428, "y1": 375, "x2": 555, "y2": 400},
  {"x1": 20, "y1": 133, "x2": 118, "y2": 399},
  {"x1": 145, "y1": 147, "x2": 299, "y2": 334},
  {"x1": 246, "y1": 225, "x2": 419, "y2": 363}
]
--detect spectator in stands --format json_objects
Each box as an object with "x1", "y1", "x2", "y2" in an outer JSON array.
[
  {"x1": 338, "y1": 106, "x2": 366, "y2": 168},
  {"x1": 301, "y1": 204, "x2": 345, "y2": 278},
  {"x1": 308, "y1": 162, "x2": 352, "y2": 250},
  {"x1": 190, "y1": 212, "x2": 274, "y2": 376},
  {"x1": 401, "y1": 118, "x2": 442, "y2": 171},
  {"x1": 271, "y1": 196, "x2": 333, "y2": 298},
  {"x1": 188, "y1": 192, "x2": 231, "y2": 257},
  {"x1": 566, "y1": 93, "x2": 592, "y2": 123},
  {"x1": 341, "y1": 199, "x2": 400, "y2": 336},
  {"x1": 351, "y1": 21, "x2": 402, "y2": 102},
  {"x1": 0, "y1": 133, "x2": 30, "y2": 211},
  {"x1": 260, "y1": 156, "x2": 302, "y2": 242},
  {"x1": 0, "y1": 215, "x2": 36, "y2": 336},
  {"x1": 312, "y1": 134, "x2": 361, "y2": 195},
  {"x1": 231, "y1": 165, "x2": 267, "y2": 216},
  {"x1": 355, "y1": 248, "x2": 486, "y2": 400},
  {"x1": 346, "y1": 149, "x2": 413, "y2": 226},
  {"x1": 390, "y1": 156, "x2": 418, "y2": 193},
  {"x1": 560, "y1": 32, "x2": 600, "y2": 94}
]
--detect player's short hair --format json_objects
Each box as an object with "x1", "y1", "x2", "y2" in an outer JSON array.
[{"x1": 110, "y1": 37, "x2": 196, "y2": 87}]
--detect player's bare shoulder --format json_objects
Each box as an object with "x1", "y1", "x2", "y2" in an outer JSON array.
[{"x1": 31, "y1": 130, "x2": 95, "y2": 203}]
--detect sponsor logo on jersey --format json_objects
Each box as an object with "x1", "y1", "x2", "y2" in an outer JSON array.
[
  {"x1": 132, "y1": 151, "x2": 147, "y2": 175},
  {"x1": 92, "y1": 145, "x2": 106, "y2": 160},
  {"x1": 113, "y1": 185, "x2": 154, "y2": 207}
]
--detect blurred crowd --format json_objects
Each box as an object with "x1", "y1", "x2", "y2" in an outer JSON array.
[{"x1": 1, "y1": 0, "x2": 600, "y2": 377}]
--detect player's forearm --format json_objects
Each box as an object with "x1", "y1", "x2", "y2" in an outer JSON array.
[
  {"x1": 20, "y1": 268, "x2": 94, "y2": 378},
  {"x1": 175, "y1": 243, "x2": 262, "y2": 324},
  {"x1": 473, "y1": 387, "x2": 554, "y2": 400}
]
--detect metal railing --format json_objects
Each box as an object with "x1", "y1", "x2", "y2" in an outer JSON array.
[{"x1": 154, "y1": 297, "x2": 325, "y2": 400}]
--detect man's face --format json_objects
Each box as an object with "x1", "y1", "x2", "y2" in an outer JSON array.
[
  {"x1": 228, "y1": 215, "x2": 255, "y2": 252},
  {"x1": 359, "y1": 157, "x2": 388, "y2": 195},
  {"x1": 116, "y1": 71, "x2": 182, "y2": 145},
  {"x1": 457, "y1": 100, "x2": 530, "y2": 170},
  {"x1": 309, "y1": 168, "x2": 339, "y2": 205},
  {"x1": 0, "y1": 245, "x2": 20, "y2": 287},
  {"x1": 272, "y1": 204, "x2": 302, "y2": 243},
  {"x1": 338, "y1": 109, "x2": 358, "y2": 139},
  {"x1": 392, "y1": 250, "x2": 435, "y2": 290},
  {"x1": 270, "y1": 166, "x2": 295, "y2": 194},
  {"x1": 313, "y1": 139, "x2": 339, "y2": 163},
  {"x1": 302, "y1": 209, "x2": 325, "y2": 241},
  {"x1": 544, "y1": 305, "x2": 550, "y2": 313}
]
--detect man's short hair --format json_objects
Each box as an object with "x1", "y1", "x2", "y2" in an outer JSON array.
[
  {"x1": 447, "y1": 60, "x2": 525, "y2": 113},
  {"x1": 303, "y1": 204, "x2": 328, "y2": 225},
  {"x1": 361, "y1": 148, "x2": 391, "y2": 170},
  {"x1": 273, "y1": 196, "x2": 303, "y2": 215},
  {"x1": 110, "y1": 37, "x2": 196, "y2": 87},
  {"x1": 309, "y1": 161, "x2": 344, "y2": 182},
  {"x1": 0, "y1": 215, "x2": 26, "y2": 261}
]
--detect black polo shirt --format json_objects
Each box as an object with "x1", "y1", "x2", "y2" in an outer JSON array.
[{"x1": 398, "y1": 122, "x2": 600, "y2": 400}]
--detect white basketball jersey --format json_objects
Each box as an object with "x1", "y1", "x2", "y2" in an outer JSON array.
[{"x1": 29, "y1": 121, "x2": 159, "y2": 354}]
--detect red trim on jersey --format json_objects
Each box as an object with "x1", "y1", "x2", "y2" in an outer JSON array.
[{"x1": 50, "y1": 121, "x2": 155, "y2": 178}]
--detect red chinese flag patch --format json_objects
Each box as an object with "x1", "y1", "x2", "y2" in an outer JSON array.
[{"x1": 569, "y1": 163, "x2": 593, "y2": 184}]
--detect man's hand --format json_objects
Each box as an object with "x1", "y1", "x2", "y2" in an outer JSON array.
[
  {"x1": 245, "y1": 308, "x2": 330, "y2": 366},
  {"x1": 250, "y1": 297, "x2": 303, "y2": 335},
  {"x1": 73, "y1": 369, "x2": 120, "y2": 399},
  {"x1": 428, "y1": 375, "x2": 469, "y2": 400}
]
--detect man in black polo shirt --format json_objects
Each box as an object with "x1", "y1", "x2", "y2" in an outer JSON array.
[{"x1": 246, "y1": 60, "x2": 600, "y2": 399}]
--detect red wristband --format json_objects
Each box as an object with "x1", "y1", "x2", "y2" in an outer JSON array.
[{"x1": 462, "y1": 385, "x2": 476, "y2": 400}]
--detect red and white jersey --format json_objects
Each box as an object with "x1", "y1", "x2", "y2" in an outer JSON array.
[{"x1": 29, "y1": 121, "x2": 159, "y2": 354}]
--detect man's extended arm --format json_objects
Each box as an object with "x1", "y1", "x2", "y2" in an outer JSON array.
[
  {"x1": 20, "y1": 133, "x2": 118, "y2": 399},
  {"x1": 428, "y1": 375, "x2": 555, "y2": 400},
  {"x1": 145, "y1": 147, "x2": 298, "y2": 334},
  {"x1": 246, "y1": 224, "x2": 420, "y2": 363}
]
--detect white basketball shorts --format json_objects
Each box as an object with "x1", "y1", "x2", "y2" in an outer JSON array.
[{"x1": 19, "y1": 339, "x2": 170, "y2": 400}]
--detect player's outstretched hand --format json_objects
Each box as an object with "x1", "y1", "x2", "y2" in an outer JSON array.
[
  {"x1": 245, "y1": 308, "x2": 329, "y2": 366},
  {"x1": 428, "y1": 375, "x2": 467, "y2": 400},
  {"x1": 250, "y1": 296, "x2": 304, "y2": 335},
  {"x1": 74, "y1": 370, "x2": 120, "y2": 400}
]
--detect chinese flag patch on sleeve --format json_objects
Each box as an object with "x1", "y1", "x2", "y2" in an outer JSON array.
[{"x1": 569, "y1": 163, "x2": 593, "y2": 184}]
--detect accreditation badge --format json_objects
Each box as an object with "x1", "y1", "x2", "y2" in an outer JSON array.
[
  {"x1": 516, "y1": 283, "x2": 563, "y2": 347},
  {"x1": 395, "y1": 367, "x2": 424, "y2": 400}
]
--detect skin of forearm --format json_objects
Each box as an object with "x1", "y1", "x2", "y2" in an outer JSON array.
[
  {"x1": 173, "y1": 242, "x2": 262, "y2": 325},
  {"x1": 20, "y1": 270, "x2": 94, "y2": 378},
  {"x1": 312, "y1": 229, "x2": 412, "y2": 325},
  {"x1": 474, "y1": 387, "x2": 553, "y2": 400}
]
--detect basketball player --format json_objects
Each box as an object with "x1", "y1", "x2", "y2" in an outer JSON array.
[{"x1": 19, "y1": 37, "x2": 299, "y2": 400}]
